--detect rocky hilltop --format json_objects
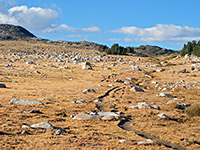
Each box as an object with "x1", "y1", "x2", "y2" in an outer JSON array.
[
  {"x1": 0, "y1": 24, "x2": 36, "y2": 40},
  {"x1": 133, "y1": 45, "x2": 178, "y2": 56}
]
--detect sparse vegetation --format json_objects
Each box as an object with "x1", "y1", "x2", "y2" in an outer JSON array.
[
  {"x1": 163, "y1": 54, "x2": 178, "y2": 61},
  {"x1": 165, "y1": 63, "x2": 176, "y2": 67},
  {"x1": 186, "y1": 104, "x2": 200, "y2": 117}
]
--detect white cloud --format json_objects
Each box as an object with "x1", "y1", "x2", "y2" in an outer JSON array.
[
  {"x1": 82, "y1": 26, "x2": 101, "y2": 32},
  {"x1": 0, "y1": 5, "x2": 102, "y2": 34},
  {"x1": 123, "y1": 38, "x2": 136, "y2": 42},
  {"x1": 44, "y1": 24, "x2": 102, "y2": 33},
  {"x1": 43, "y1": 24, "x2": 78, "y2": 33},
  {"x1": 0, "y1": 5, "x2": 59, "y2": 31},
  {"x1": 66, "y1": 34, "x2": 82, "y2": 38},
  {"x1": 0, "y1": 0, "x2": 15, "y2": 7},
  {"x1": 65, "y1": 34, "x2": 89, "y2": 38},
  {"x1": 108, "y1": 38, "x2": 121, "y2": 41},
  {"x1": 112, "y1": 24, "x2": 200, "y2": 42}
]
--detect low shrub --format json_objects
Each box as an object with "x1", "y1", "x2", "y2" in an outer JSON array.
[{"x1": 186, "y1": 104, "x2": 200, "y2": 117}]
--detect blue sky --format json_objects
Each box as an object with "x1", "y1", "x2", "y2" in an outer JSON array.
[{"x1": 0, "y1": 0, "x2": 200, "y2": 50}]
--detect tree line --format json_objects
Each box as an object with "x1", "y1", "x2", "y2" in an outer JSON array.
[
  {"x1": 98, "y1": 43, "x2": 135, "y2": 55},
  {"x1": 181, "y1": 40, "x2": 200, "y2": 57}
]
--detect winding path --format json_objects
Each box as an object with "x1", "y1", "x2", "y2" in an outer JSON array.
[
  {"x1": 96, "y1": 87, "x2": 186, "y2": 150},
  {"x1": 118, "y1": 117, "x2": 186, "y2": 150}
]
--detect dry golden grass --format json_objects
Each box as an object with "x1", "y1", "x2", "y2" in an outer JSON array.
[{"x1": 0, "y1": 41, "x2": 200, "y2": 149}]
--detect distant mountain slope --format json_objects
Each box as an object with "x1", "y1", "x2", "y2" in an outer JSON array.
[
  {"x1": 133, "y1": 45, "x2": 178, "y2": 56},
  {"x1": 0, "y1": 24, "x2": 36, "y2": 40},
  {"x1": 0, "y1": 24, "x2": 179, "y2": 56},
  {"x1": 98, "y1": 43, "x2": 179, "y2": 56}
]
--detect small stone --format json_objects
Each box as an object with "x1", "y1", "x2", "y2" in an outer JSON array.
[
  {"x1": 119, "y1": 139, "x2": 132, "y2": 143},
  {"x1": 21, "y1": 110, "x2": 42, "y2": 113},
  {"x1": 124, "y1": 81, "x2": 132, "y2": 85},
  {"x1": 94, "y1": 99, "x2": 102, "y2": 103},
  {"x1": 152, "y1": 81, "x2": 157, "y2": 84},
  {"x1": 52, "y1": 128, "x2": 66, "y2": 135},
  {"x1": 21, "y1": 125, "x2": 30, "y2": 129},
  {"x1": 114, "y1": 79, "x2": 122, "y2": 82},
  {"x1": 0, "y1": 84, "x2": 6, "y2": 88},
  {"x1": 137, "y1": 139, "x2": 154, "y2": 145},
  {"x1": 83, "y1": 89, "x2": 96, "y2": 93},
  {"x1": 2, "y1": 124, "x2": 13, "y2": 127},
  {"x1": 82, "y1": 62, "x2": 92, "y2": 69},
  {"x1": 145, "y1": 74, "x2": 153, "y2": 78},
  {"x1": 130, "y1": 86, "x2": 144, "y2": 92},
  {"x1": 71, "y1": 100, "x2": 85, "y2": 104},
  {"x1": 21, "y1": 130, "x2": 29, "y2": 135},
  {"x1": 156, "y1": 68, "x2": 164, "y2": 72},
  {"x1": 26, "y1": 61, "x2": 34, "y2": 65},
  {"x1": 30, "y1": 121, "x2": 54, "y2": 130},
  {"x1": 156, "y1": 93, "x2": 174, "y2": 98},
  {"x1": 157, "y1": 113, "x2": 169, "y2": 119},
  {"x1": 73, "y1": 113, "x2": 97, "y2": 120}
]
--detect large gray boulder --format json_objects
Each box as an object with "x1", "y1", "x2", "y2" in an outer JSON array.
[
  {"x1": 10, "y1": 99, "x2": 43, "y2": 105},
  {"x1": 73, "y1": 113, "x2": 98, "y2": 120},
  {"x1": 30, "y1": 121, "x2": 54, "y2": 130},
  {"x1": 130, "y1": 102, "x2": 159, "y2": 109},
  {"x1": 98, "y1": 112, "x2": 120, "y2": 120},
  {"x1": 73, "y1": 112, "x2": 120, "y2": 121}
]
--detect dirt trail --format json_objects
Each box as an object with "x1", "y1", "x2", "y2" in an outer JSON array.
[
  {"x1": 96, "y1": 88, "x2": 186, "y2": 150},
  {"x1": 97, "y1": 86, "x2": 121, "y2": 100},
  {"x1": 118, "y1": 117, "x2": 186, "y2": 150}
]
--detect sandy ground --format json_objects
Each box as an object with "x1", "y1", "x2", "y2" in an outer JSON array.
[{"x1": 0, "y1": 41, "x2": 199, "y2": 149}]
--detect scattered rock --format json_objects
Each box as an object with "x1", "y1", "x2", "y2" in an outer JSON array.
[
  {"x1": 157, "y1": 113, "x2": 169, "y2": 119},
  {"x1": 145, "y1": 74, "x2": 153, "y2": 78},
  {"x1": 130, "y1": 102, "x2": 159, "y2": 109},
  {"x1": 82, "y1": 62, "x2": 93, "y2": 69},
  {"x1": 119, "y1": 139, "x2": 132, "y2": 143},
  {"x1": 156, "y1": 93, "x2": 174, "y2": 98},
  {"x1": 21, "y1": 130, "x2": 29, "y2": 135},
  {"x1": 26, "y1": 61, "x2": 34, "y2": 65},
  {"x1": 124, "y1": 81, "x2": 132, "y2": 85},
  {"x1": 10, "y1": 99, "x2": 43, "y2": 105},
  {"x1": 83, "y1": 89, "x2": 96, "y2": 93},
  {"x1": 0, "y1": 83, "x2": 6, "y2": 88},
  {"x1": 71, "y1": 100, "x2": 85, "y2": 104},
  {"x1": 98, "y1": 112, "x2": 120, "y2": 121},
  {"x1": 156, "y1": 68, "x2": 164, "y2": 72},
  {"x1": 130, "y1": 86, "x2": 144, "y2": 92},
  {"x1": 21, "y1": 125, "x2": 30, "y2": 129},
  {"x1": 30, "y1": 121, "x2": 54, "y2": 130},
  {"x1": 2, "y1": 123, "x2": 13, "y2": 127},
  {"x1": 52, "y1": 128, "x2": 66, "y2": 135},
  {"x1": 73, "y1": 113, "x2": 97, "y2": 120},
  {"x1": 21, "y1": 110, "x2": 42, "y2": 113},
  {"x1": 137, "y1": 139, "x2": 154, "y2": 145},
  {"x1": 166, "y1": 100, "x2": 190, "y2": 109},
  {"x1": 73, "y1": 112, "x2": 120, "y2": 121}
]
